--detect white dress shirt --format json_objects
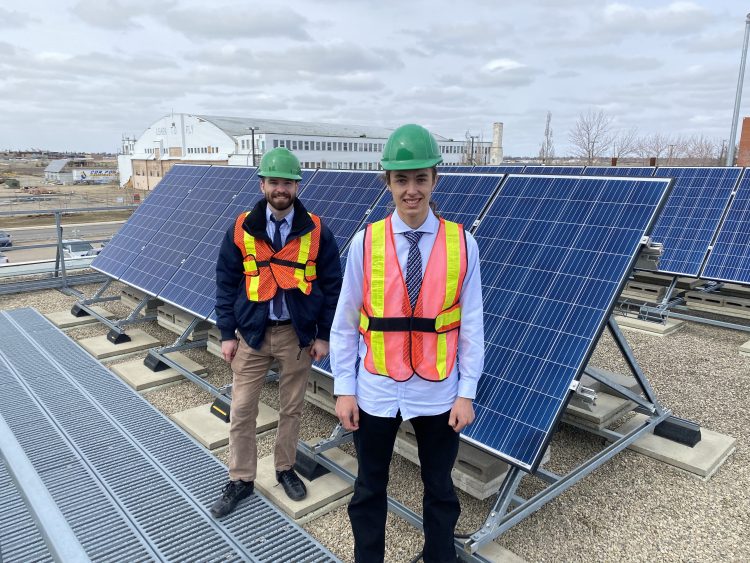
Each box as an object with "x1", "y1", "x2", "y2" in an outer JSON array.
[
  {"x1": 330, "y1": 210, "x2": 484, "y2": 420},
  {"x1": 266, "y1": 206, "x2": 294, "y2": 321}
]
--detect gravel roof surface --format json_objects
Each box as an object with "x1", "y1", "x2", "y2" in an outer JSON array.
[{"x1": 0, "y1": 282, "x2": 747, "y2": 562}]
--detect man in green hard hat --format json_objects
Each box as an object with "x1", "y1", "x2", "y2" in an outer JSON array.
[
  {"x1": 330, "y1": 125, "x2": 485, "y2": 561},
  {"x1": 212, "y1": 147, "x2": 342, "y2": 517}
]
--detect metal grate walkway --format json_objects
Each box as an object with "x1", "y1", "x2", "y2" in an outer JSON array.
[{"x1": 0, "y1": 307, "x2": 340, "y2": 563}]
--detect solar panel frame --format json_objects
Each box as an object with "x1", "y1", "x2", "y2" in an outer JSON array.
[
  {"x1": 472, "y1": 165, "x2": 526, "y2": 174},
  {"x1": 91, "y1": 165, "x2": 210, "y2": 279},
  {"x1": 701, "y1": 168, "x2": 750, "y2": 284},
  {"x1": 648, "y1": 166, "x2": 742, "y2": 277},
  {"x1": 583, "y1": 167, "x2": 655, "y2": 177},
  {"x1": 462, "y1": 174, "x2": 672, "y2": 471},
  {"x1": 522, "y1": 166, "x2": 586, "y2": 175}
]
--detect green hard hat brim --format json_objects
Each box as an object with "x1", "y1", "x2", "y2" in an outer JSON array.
[
  {"x1": 381, "y1": 156, "x2": 443, "y2": 171},
  {"x1": 258, "y1": 171, "x2": 303, "y2": 180}
]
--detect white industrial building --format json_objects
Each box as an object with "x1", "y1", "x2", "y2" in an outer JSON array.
[
  {"x1": 119, "y1": 114, "x2": 499, "y2": 190},
  {"x1": 45, "y1": 158, "x2": 118, "y2": 185}
]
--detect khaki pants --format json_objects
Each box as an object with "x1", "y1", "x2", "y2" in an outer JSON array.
[{"x1": 228, "y1": 324, "x2": 312, "y2": 482}]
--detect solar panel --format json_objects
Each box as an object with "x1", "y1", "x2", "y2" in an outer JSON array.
[
  {"x1": 158, "y1": 168, "x2": 261, "y2": 319},
  {"x1": 298, "y1": 170, "x2": 386, "y2": 250},
  {"x1": 648, "y1": 167, "x2": 742, "y2": 276},
  {"x1": 366, "y1": 173, "x2": 503, "y2": 229},
  {"x1": 462, "y1": 174, "x2": 671, "y2": 471},
  {"x1": 583, "y1": 167, "x2": 655, "y2": 177},
  {"x1": 92, "y1": 165, "x2": 209, "y2": 279},
  {"x1": 702, "y1": 168, "x2": 750, "y2": 283},
  {"x1": 522, "y1": 166, "x2": 585, "y2": 175},
  {"x1": 117, "y1": 166, "x2": 258, "y2": 297},
  {"x1": 472, "y1": 165, "x2": 525, "y2": 174},
  {"x1": 438, "y1": 165, "x2": 473, "y2": 173}
]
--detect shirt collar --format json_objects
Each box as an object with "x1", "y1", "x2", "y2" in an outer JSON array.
[
  {"x1": 266, "y1": 206, "x2": 294, "y2": 226},
  {"x1": 390, "y1": 210, "x2": 438, "y2": 234}
]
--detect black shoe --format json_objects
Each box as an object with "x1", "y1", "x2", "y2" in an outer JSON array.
[
  {"x1": 276, "y1": 468, "x2": 307, "y2": 501},
  {"x1": 210, "y1": 480, "x2": 254, "y2": 518}
]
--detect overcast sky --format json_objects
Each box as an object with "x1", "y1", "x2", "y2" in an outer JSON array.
[{"x1": 0, "y1": 0, "x2": 747, "y2": 156}]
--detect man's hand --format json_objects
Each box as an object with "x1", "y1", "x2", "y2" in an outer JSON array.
[
  {"x1": 309, "y1": 339, "x2": 329, "y2": 362},
  {"x1": 336, "y1": 395, "x2": 360, "y2": 431},
  {"x1": 448, "y1": 397, "x2": 475, "y2": 433},
  {"x1": 221, "y1": 339, "x2": 239, "y2": 363}
]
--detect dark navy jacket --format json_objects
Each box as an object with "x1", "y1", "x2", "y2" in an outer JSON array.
[{"x1": 215, "y1": 198, "x2": 342, "y2": 349}]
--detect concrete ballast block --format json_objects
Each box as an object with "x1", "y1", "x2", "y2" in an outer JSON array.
[
  {"x1": 78, "y1": 329, "x2": 160, "y2": 359},
  {"x1": 45, "y1": 306, "x2": 116, "y2": 328},
  {"x1": 111, "y1": 352, "x2": 208, "y2": 391}
]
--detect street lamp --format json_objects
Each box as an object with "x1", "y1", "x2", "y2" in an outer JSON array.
[
  {"x1": 248, "y1": 126, "x2": 259, "y2": 167},
  {"x1": 727, "y1": 13, "x2": 750, "y2": 166}
]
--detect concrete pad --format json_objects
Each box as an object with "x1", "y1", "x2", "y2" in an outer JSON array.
[
  {"x1": 740, "y1": 340, "x2": 750, "y2": 357},
  {"x1": 45, "y1": 306, "x2": 116, "y2": 328},
  {"x1": 615, "y1": 316, "x2": 685, "y2": 337},
  {"x1": 686, "y1": 301, "x2": 750, "y2": 320},
  {"x1": 475, "y1": 542, "x2": 528, "y2": 563},
  {"x1": 111, "y1": 352, "x2": 208, "y2": 391},
  {"x1": 614, "y1": 414, "x2": 736, "y2": 480},
  {"x1": 305, "y1": 370, "x2": 336, "y2": 416},
  {"x1": 255, "y1": 443, "x2": 357, "y2": 520},
  {"x1": 157, "y1": 304, "x2": 212, "y2": 340},
  {"x1": 171, "y1": 401, "x2": 278, "y2": 449},
  {"x1": 77, "y1": 329, "x2": 160, "y2": 359}
]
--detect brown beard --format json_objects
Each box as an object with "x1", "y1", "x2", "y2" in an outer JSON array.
[{"x1": 266, "y1": 191, "x2": 295, "y2": 211}]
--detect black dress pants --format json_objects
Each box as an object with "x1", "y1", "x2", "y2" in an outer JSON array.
[{"x1": 348, "y1": 408, "x2": 460, "y2": 563}]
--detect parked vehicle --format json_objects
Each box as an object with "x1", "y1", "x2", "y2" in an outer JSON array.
[
  {"x1": 62, "y1": 240, "x2": 96, "y2": 259},
  {"x1": 0, "y1": 230, "x2": 12, "y2": 247}
]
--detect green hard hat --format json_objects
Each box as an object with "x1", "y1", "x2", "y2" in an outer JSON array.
[
  {"x1": 258, "y1": 147, "x2": 302, "y2": 180},
  {"x1": 381, "y1": 124, "x2": 443, "y2": 171}
]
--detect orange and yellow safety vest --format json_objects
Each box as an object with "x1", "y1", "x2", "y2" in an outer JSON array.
[
  {"x1": 232, "y1": 211, "x2": 321, "y2": 301},
  {"x1": 359, "y1": 216, "x2": 468, "y2": 382}
]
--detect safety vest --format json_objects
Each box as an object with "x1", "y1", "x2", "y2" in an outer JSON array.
[
  {"x1": 359, "y1": 216, "x2": 468, "y2": 382},
  {"x1": 233, "y1": 211, "x2": 321, "y2": 301}
]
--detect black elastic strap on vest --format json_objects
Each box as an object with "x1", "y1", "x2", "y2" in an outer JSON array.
[
  {"x1": 270, "y1": 257, "x2": 307, "y2": 269},
  {"x1": 255, "y1": 260, "x2": 270, "y2": 267},
  {"x1": 367, "y1": 316, "x2": 437, "y2": 333}
]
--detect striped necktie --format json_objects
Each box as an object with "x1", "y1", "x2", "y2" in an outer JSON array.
[
  {"x1": 403, "y1": 231, "x2": 423, "y2": 310},
  {"x1": 270, "y1": 216, "x2": 285, "y2": 318}
]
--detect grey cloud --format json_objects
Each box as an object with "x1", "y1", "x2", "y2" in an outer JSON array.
[
  {"x1": 598, "y1": 2, "x2": 714, "y2": 36},
  {"x1": 160, "y1": 6, "x2": 311, "y2": 41},
  {"x1": 0, "y1": 7, "x2": 35, "y2": 28},
  {"x1": 314, "y1": 74, "x2": 386, "y2": 92},
  {"x1": 557, "y1": 54, "x2": 662, "y2": 71},
  {"x1": 415, "y1": 23, "x2": 514, "y2": 57},
  {"x1": 71, "y1": 0, "x2": 159, "y2": 29},
  {"x1": 675, "y1": 29, "x2": 744, "y2": 53}
]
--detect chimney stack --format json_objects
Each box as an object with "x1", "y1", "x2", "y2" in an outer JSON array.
[{"x1": 490, "y1": 122, "x2": 504, "y2": 164}]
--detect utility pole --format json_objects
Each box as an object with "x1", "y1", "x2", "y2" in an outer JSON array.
[
  {"x1": 469, "y1": 135, "x2": 478, "y2": 165},
  {"x1": 727, "y1": 13, "x2": 750, "y2": 166}
]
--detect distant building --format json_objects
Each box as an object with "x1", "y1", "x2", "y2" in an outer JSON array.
[
  {"x1": 119, "y1": 113, "x2": 494, "y2": 190},
  {"x1": 44, "y1": 158, "x2": 117, "y2": 185}
]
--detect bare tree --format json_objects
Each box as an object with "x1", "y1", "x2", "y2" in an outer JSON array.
[
  {"x1": 684, "y1": 134, "x2": 718, "y2": 165},
  {"x1": 568, "y1": 109, "x2": 613, "y2": 164},
  {"x1": 611, "y1": 126, "x2": 639, "y2": 159},
  {"x1": 637, "y1": 132, "x2": 671, "y2": 163},
  {"x1": 538, "y1": 111, "x2": 554, "y2": 164}
]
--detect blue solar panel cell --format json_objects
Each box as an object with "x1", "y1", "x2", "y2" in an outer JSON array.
[
  {"x1": 702, "y1": 169, "x2": 750, "y2": 283},
  {"x1": 583, "y1": 167, "x2": 655, "y2": 177},
  {"x1": 367, "y1": 173, "x2": 502, "y2": 229},
  {"x1": 522, "y1": 166, "x2": 585, "y2": 175},
  {"x1": 92, "y1": 165, "x2": 209, "y2": 279},
  {"x1": 158, "y1": 168, "x2": 260, "y2": 318},
  {"x1": 298, "y1": 170, "x2": 386, "y2": 249},
  {"x1": 437, "y1": 166, "x2": 473, "y2": 173},
  {"x1": 649, "y1": 167, "x2": 742, "y2": 276},
  {"x1": 119, "y1": 166, "x2": 258, "y2": 297},
  {"x1": 463, "y1": 175, "x2": 671, "y2": 471}
]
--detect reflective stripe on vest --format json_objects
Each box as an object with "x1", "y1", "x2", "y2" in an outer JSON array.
[
  {"x1": 359, "y1": 216, "x2": 467, "y2": 382},
  {"x1": 233, "y1": 211, "x2": 321, "y2": 302}
]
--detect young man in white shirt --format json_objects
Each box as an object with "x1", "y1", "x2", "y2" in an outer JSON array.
[{"x1": 330, "y1": 124, "x2": 484, "y2": 562}]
